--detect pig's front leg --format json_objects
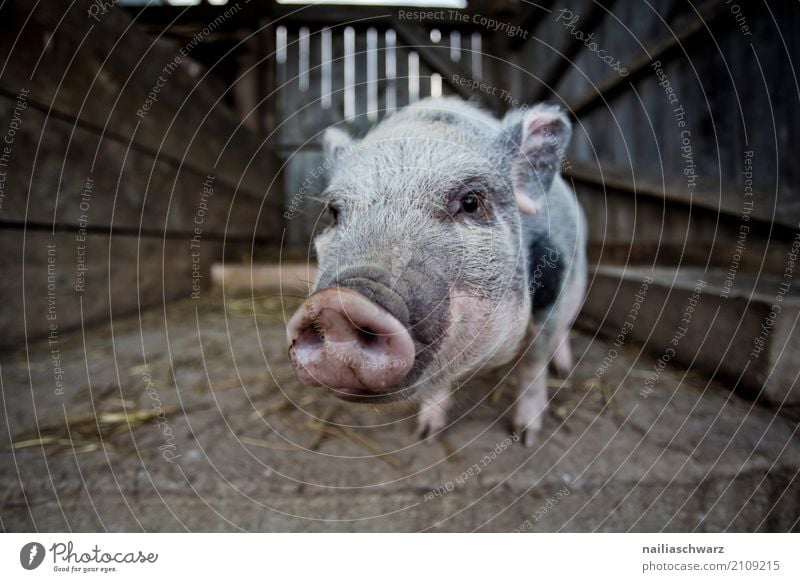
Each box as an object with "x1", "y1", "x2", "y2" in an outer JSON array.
[
  {"x1": 513, "y1": 355, "x2": 549, "y2": 446},
  {"x1": 416, "y1": 384, "x2": 452, "y2": 440}
]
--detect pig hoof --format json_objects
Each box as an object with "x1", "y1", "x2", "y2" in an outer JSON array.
[
  {"x1": 416, "y1": 409, "x2": 448, "y2": 443},
  {"x1": 512, "y1": 414, "x2": 542, "y2": 447},
  {"x1": 518, "y1": 427, "x2": 539, "y2": 447}
]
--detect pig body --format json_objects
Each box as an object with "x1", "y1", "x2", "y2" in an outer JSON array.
[{"x1": 287, "y1": 97, "x2": 587, "y2": 446}]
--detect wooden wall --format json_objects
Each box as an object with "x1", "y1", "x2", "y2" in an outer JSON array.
[
  {"x1": 512, "y1": 0, "x2": 800, "y2": 270},
  {"x1": 3, "y1": 0, "x2": 798, "y2": 348},
  {"x1": 0, "y1": 1, "x2": 282, "y2": 348}
]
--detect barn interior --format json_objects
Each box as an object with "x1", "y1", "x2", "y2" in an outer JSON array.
[{"x1": 1, "y1": 0, "x2": 799, "y2": 532}]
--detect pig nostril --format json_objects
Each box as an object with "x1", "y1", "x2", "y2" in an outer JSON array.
[
  {"x1": 297, "y1": 324, "x2": 324, "y2": 349},
  {"x1": 356, "y1": 326, "x2": 379, "y2": 347}
]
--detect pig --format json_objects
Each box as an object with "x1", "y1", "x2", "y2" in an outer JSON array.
[{"x1": 286, "y1": 97, "x2": 587, "y2": 446}]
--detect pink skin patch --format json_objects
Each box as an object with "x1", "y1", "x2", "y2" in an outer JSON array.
[
  {"x1": 286, "y1": 287, "x2": 415, "y2": 400},
  {"x1": 515, "y1": 190, "x2": 541, "y2": 215}
]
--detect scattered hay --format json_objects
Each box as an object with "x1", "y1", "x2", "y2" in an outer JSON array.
[
  {"x1": 301, "y1": 410, "x2": 404, "y2": 468},
  {"x1": 239, "y1": 436, "x2": 301, "y2": 452},
  {"x1": 250, "y1": 393, "x2": 320, "y2": 420},
  {"x1": 195, "y1": 372, "x2": 278, "y2": 395},
  {"x1": 489, "y1": 383, "x2": 506, "y2": 404},
  {"x1": 438, "y1": 435, "x2": 462, "y2": 462},
  {"x1": 306, "y1": 405, "x2": 335, "y2": 451},
  {"x1": 8, "y1": 405, "x2": 180, "y2": 456}
]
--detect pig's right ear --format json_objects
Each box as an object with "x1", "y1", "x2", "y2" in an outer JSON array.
[
  {"x1": 322, "y1": 126, "x2": 353, "y2": 160},
  {"x1": 501, "y1": 104, "x2": 572, "y2": 215}
]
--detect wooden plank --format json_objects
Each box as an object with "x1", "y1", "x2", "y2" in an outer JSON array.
[
  {"x1": 566, "y1": 158, "x2": 800, "y2": 230},
  {"x1": 211, "y1": 263, "x2": 317, "y2": 295},
  {"x1": 395, "y1": 34, "x2": 411, "y2": 109},
  {"x1": 466, "y1": 31, "x2": 485, "y2": 93},
  {"x1": 128, "y1": 2, "x2": 501, "y2": 31},
  {"x1": 484, "y1": 30, "x2": 512, "y2": 113},
  {"x1": 329, "y1": 27, "x2": 347, "y2": 130},
  {"x1": 532, "y1": 0, "x2": 617, "y2": 102},
  {"x1": 277, "y1": 28, "x2": 303, "y2": 145},
  {"x1": 307, "y1": 27, "x2": 324, "y2": 127},
  {"x1": 0, "y1": 96, "x2": 277, "y2": 240},
  {"x1": 508, "y1": 0, "x2": 558, "y2": 51},
  {"x1": 567, "y1": 0, "x2": 728, "y2": 117},
  {"x1": 259, "y1": 12, "x2": 278, "y2": 137},
  {"x1": 419, "y1": 59, "x2": 433, "y2": 102},
  {"x1": 438, "y1": 29, "x2": 456, "y2": 99},
  {"x1": 512, "y1": 0, "x2": 565, "y2": 104},
  {"x1": 575, "y1": 180, "x2": 792, "y2": 273},
  {"x1": 260, "y1": 18, "x2": 286, "y2": 227},
  {"x1": 581, "y1": 265, "x2": 800, "y2": 403},
  {"x1": 0, "y1": 2, "x2": 280, "y2": 208},
  {"x1": 376, "y1": 28, "x2": 388, "y2": 119},
  {"x1": 232, "y1": 41, "x2": 260, "y2": 133},
  {"x1": 354, "y1": 27, "x2": 370, "y2": 135},
  {"x1": 282, "y1": 150, "x2": 328, "y2": 249},
  {"x1": 549, "y1": 0, "x2": 683, "y2": 106},
  {"x1": 0, "y1": 230, "x2": 220, "y2": 349}
]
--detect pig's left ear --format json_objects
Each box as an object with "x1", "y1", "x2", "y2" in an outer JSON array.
[
  {"x1": 501, "y1": 104, "x2": 572, "y2": 215},
  {"x1": 322, "y1": 126, "x2": 354, "y2": 160}
]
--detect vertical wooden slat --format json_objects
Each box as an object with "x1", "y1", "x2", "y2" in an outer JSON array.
[
  {"x1": 343, "y1": 26, "x2": 356, "y2": 122},
  {"x1": 395, "y1": 31, "x2": 410, "y2": 108},
  {"x1": 308, "y1": 27, "x2": 323, "y2": 131},
  {"x1": 449, "y1": 30, "x2": 462, "y2": 64},
  {"x1": 384, "y1": 28, "x2": 398, "y2": 114},
  {"x1": 298, "y1": 26, "x2": 310, "y2": 94},
  {"x1": 354, "y1": 27, "x2": 369, "y2": 133},
  {"x1": 469, "y1": 32, "x2": 483, "y2": 81},
  {"x1": 262, "y1": 18, "x2": 278, "y2": 137},
  {"x1": 376, "y1": 29, "x2": 387, "y2": 119},
  {"x1": 278, "y1": 27, "x2": 300, "y2": 145},
  {"x1": 419, "y1": 60, "x2": 432, "y2": 100},
  {"x1": 408, "y1": 50, "x2": 420, "y2": 103},
  {"x1": 320, "y1": 26, "x2": 333, "y2": 112},
  {"x1": 366, "y1": 27, "x2": 379, "y2": 122},
  {"x1": 330, "y1": 27, "x2": 346, "y2": 125}
]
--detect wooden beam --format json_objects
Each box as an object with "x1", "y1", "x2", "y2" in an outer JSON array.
[
  {"x1": 0, "y1": 220, "x2": 274, "y2": 245},
  {"x1": 565, "y1": 158, "x2": 800, "y2": 231},
  {"x1": 532, "y1": 0, "x2": 616, "y2": 102},
  {"x1": 392, "y1": 21, "x2": 502, "y2": 112},
  {"x1": 508, "y1": 0, "x2": 558, "y2": 51},
  {"x1": 125, "y1": 1, "x2": 263, "y2": 32},
  {"x1": 567, "y1": 0, "x2": 728, "y2": 118},
  {"x1": 258, "y1": 14, "x2": 276, "y2": 137},
  {"x1": 257, "y1": 5, "x2": 285, "y2": 235},
  {"x1": 126, "y1": 3, "x2": 497, "y2": 32}
]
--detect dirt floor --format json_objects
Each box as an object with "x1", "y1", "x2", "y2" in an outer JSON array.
[{"x1": 1, "y1": 291, "x2": 799, "y2": 532}]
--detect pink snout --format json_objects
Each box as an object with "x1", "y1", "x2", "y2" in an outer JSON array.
[{"x1": 286, "y1": 287, "x2": 415, "y2": 399}]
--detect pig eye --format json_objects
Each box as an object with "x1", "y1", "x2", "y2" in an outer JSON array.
[
  {"x1": 461, "y1": 193, "x2": 481, "y2": 214},
  {"x1": 444, "y1": 188, "x2": 489, "y2": 221},
  {"x1": 327, "y1": 203, "x2": 340, "y2": 225}
]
